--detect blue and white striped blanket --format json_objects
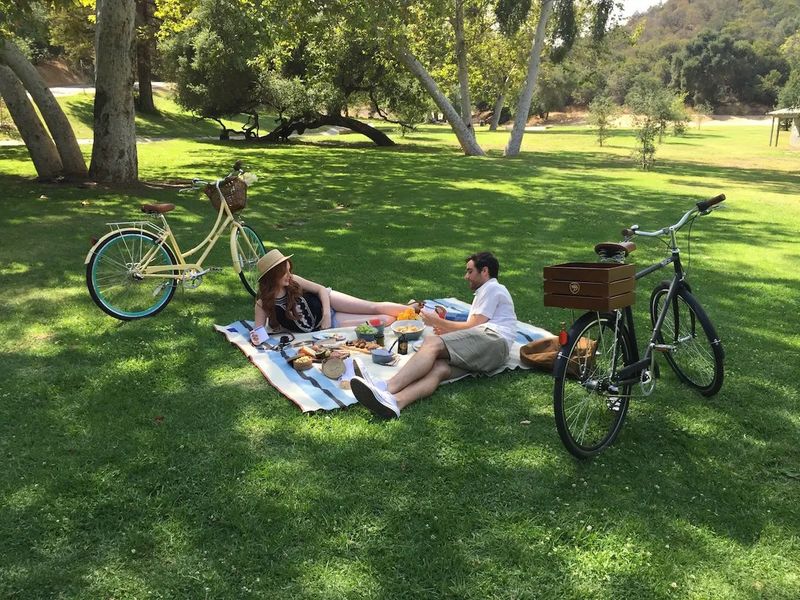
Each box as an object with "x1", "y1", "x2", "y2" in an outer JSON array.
[{"x1": 214, "y1": 298, "x2": 552, "y2": 413}]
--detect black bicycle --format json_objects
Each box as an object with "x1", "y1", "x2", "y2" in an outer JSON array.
[{"x1": 552, "y1": 194, "x2": 726, "y2": 459}]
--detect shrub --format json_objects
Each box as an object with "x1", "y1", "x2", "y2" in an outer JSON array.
[{"x1": 588, "y1": 95, "x2": 617, "y2": 147}]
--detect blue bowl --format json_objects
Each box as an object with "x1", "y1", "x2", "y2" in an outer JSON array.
[{"x1": 371, "y1": 348, "x2": 394, "y2": 365}]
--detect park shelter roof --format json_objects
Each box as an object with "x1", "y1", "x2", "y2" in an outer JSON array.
[{"x1": 767, "y1": 108, "x2": 800, "y2": 118}]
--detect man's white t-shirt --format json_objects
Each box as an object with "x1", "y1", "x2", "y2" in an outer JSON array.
[{"x1": 468, "y1": 278, "x2": 517, "y2": 349}]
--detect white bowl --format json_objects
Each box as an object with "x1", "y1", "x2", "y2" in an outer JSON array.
[{"x1": 391, "y1": 319, "x2": 425, "y2": 340}]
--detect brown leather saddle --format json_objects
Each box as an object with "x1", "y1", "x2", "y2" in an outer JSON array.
[{"x1": 140, "y1": 203, "x2": 175, "y2": 214}]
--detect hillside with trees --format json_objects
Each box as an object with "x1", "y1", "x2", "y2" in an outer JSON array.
[{"x1": 538, "y1": 0, "x2": 800, "y2": 114}]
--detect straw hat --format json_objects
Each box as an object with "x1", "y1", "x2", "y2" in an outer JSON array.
[{"x1": 257, "y1": 249, "x2": 293, "y2": 280}]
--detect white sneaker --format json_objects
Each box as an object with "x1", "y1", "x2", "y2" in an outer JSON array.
[
  {"x1": 352, "y1": 358, "x2": 388, "y2": 391},
  {"x1": 350, "y1": 376, "x2": 400, "y2": 419}
]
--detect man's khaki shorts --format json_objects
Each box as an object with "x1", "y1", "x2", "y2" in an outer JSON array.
[{"x1": 441, "y1": 325, "x2": 509, "y2": 374}]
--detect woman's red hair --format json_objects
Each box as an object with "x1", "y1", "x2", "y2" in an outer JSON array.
[{"x1": 257, "y1": 260, "x2": 302, "y2": 327}]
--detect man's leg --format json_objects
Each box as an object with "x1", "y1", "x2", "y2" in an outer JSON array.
[
  {"x1": 386, "y1": 335, "x2": 450, "y2": 394},
  {"x1": 351, "y1": 358, "x2": 453, "y2": 418},
  {"x1": 393, "y1": 359, "x2": 453, "y2": 409}
]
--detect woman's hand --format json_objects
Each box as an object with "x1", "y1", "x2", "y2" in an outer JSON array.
[{"x1": 320, "y1": 313, "x2": 332, "y2": 330}]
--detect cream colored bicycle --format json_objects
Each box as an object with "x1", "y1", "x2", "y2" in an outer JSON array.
[{"x1": 85, "y1": 161, "x2": 266, "y2": 320}]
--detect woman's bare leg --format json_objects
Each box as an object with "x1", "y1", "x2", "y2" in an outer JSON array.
[
  {"x1": 329, "y1": 290, "x2": 407, "y2": 322},
  {"x1": 334, "y1": 312, "x2": 398, "y2": 327}
]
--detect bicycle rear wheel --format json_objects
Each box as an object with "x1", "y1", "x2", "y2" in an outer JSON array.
[
  {"x1": 650, "y1": 283, "x2": 724, "y2": 396},
  {"x1": 553, "y1": 312, "x2": 635, "y2": 459},
  {"x1": 86, "y1": 230, "x2": 177, "y2": 320},
  {"x1": 233, "y1": 225, "x2": 266, "y2": 297}
]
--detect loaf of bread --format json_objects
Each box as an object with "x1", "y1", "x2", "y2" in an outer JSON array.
[{"x1": 293, "y1": 356, "x2": 313, "y2": 371}]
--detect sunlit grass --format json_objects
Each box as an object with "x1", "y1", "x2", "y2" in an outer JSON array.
[{"x1": 1, "y1": 120, "x2": 799, "y2": 598}]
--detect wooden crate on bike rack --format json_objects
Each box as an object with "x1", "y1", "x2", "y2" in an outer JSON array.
[{"x1": 543, "y1": 262, "x2": 636, "y2": 311}]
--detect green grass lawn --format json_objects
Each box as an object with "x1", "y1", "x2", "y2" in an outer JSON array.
[{"x1": 1, "y1": 121, "x2": 799, "y2": 599}]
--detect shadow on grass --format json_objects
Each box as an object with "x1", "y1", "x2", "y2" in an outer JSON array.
[{"x1": 1, "y1": 138, "x2": 799, "y2": 597}]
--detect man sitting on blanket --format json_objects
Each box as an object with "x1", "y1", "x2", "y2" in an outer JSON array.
[{"x1": 351, "y1": 251, "x2": 517, "y2": 419}]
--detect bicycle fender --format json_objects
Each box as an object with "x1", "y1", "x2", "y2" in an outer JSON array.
[
  {"x1": 83, "y1": 228, "x2": 146, "y2": 264},
  {"x1": 229, "y1": 226, "x2": 242, "y2": 274}
]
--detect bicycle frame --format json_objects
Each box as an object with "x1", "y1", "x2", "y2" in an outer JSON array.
[
  {"x1": 85, "y1": 182, "x2": 257, "y2": 282},
  {"x1": 609, "y1": 226, "x2": 689, "y2": 388}
]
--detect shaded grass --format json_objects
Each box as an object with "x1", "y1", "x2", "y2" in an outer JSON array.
[{"x1": 1, "y1": 124, "x2": 799, "y2": 599}]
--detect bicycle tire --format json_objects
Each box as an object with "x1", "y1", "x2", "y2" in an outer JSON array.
[
  {"x1": 233, "y1": 225, "x2": 266, "y2": 297},
  {"x1": 86, "y1": 230, "x2": 177, "y2": 320},
  {"x1": 649, "y1": 283, "x2": 724, "y2": 396},
  {"x1": 553, "y1": 312, "x2": 635, "y2": 459}
]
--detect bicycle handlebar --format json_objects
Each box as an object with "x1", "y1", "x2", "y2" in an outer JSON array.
[
  {"x1": 696, "y1": 193, "x2": 725, "y2": 212},
  {"x1": 622, "y1": 193, "x2": 726, "y2": 239},
  {"x1": 179, "y1": 161, "x2": 249, "y2": 194}
]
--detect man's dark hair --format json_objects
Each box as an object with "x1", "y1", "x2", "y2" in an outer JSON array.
[{"x1": 466, "y1": 251, "x2": 500, "y2": 278}]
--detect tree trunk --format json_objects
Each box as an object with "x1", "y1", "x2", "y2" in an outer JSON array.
[
  {"x1": 135, "y1": 40, "x2": 156, "y2": 113},
  {"x1": 260, "y1": 114, "x2": 396, "y2": 146},
  {"x1": 504, "y1": 0, "x2": 554, "y2": 157},
  {"x1": 90, "y1": 0, "x2": 138, "y2": 183},
  {"x1": 395, "y1": 47, "x2": 485, "y2": 156},
  {"x1": 453, "y1": 0, "x2": 474, "y2": 137},
  {"x1": 0, "y1": 66, "x2": 63, "y2": 180},
  {"x1": 135, "y1": 0, "x2": 157, "y2": 114},
  {"x1": 0, "y1": 39, "x2": 87, "y2": 177},
  {"x1": 490, "y1": 77, "x2": 509, "y2": 131}
]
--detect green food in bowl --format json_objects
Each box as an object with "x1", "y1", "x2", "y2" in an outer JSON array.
[{"x1": 355, "y1": 324, "x2": 378, "y2": 335}]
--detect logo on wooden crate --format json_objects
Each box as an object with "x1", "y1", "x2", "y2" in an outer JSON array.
[{"x1": 569, "y1": 282, "x2": 581, "y2": 295}]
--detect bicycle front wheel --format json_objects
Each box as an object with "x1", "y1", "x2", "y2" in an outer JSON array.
[
  {"x1": 233, "y1": 225, "x2": 266, "y2": 297},
  {"x1": 553, "y1": 312, "x2": 635, "y2": 459},
  {"x1": 86, "y1": 230, "x2": 178, "y2": 320},
  {"x1": 650, "y1": 283, "x2": 724, "y2": 396}
]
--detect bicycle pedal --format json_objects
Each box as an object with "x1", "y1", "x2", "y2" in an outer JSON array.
[{"x1": 652, "y1": 344, "x2": 673, "y2": 353}]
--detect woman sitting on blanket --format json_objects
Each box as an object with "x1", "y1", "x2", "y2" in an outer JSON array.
[{"x1": 251, "y1": 249, "x2": 408, "y2": 339}]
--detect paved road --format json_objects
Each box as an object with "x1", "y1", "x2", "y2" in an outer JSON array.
[{"x1": 49, "y1": 82, "x2": 173, "y2": 96}]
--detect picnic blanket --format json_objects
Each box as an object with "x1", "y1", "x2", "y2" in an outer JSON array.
[{"x1": 213, "y1": 298, "x2": 552, "y2": 413}]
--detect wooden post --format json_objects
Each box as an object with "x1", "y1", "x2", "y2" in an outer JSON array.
[{"x1": 769, "y1": 116, "x2": 775, "y2": 146}]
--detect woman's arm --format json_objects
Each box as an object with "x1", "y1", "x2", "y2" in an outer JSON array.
[
  {"x1": 293, "y1": 274, "x2": 332, "y2": 328},
  {"x1": 250, "y1": 299, "x2": 270, "y2": 343}
]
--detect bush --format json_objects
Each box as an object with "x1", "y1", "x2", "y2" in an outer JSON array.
[
  {"x1": 588, "y1": 95, "x2": 617, "y2": 146},
  {"x1": 632, "y1": 118, "x2": 657, "y2": 170}
]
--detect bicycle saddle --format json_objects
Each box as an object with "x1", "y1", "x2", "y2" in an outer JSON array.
[
  {"x1": 141, "y1": 203, "x2": 175, "y2": 214},
  {"x1": 594, "y1": 241, "x2": 636, "y2": 257}
]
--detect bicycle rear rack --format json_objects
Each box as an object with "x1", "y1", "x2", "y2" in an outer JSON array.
[{"x1": 106, "y1": 220, "x2": 167, "y2": 238}]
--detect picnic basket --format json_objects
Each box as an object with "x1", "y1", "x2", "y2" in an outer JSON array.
[
  {"x1": 543, "y1": 262, "x2": 635, "y2": 311},
  {"x1": 205, "y1": 178, "x2": 247, "y2": 212}
]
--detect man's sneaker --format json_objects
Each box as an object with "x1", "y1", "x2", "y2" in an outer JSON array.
[
  {"x1": 351, "y1": 376, "x2": 400, "y2": 419},
  {"x1": 352, "y1": 358, "x2": 388, "y2": 391}
]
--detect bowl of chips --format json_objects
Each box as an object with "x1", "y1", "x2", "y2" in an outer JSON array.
[{"x1": 391, "y1": 319, "x2": 425, "y2": 340}]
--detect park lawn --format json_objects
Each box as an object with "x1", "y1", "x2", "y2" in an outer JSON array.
[
  {"x1": 0, "y1": 89, "x2": 251, "y2": 141},
  {"x1": 0, "y1": 123, "x2": 799, "y2": 599}
]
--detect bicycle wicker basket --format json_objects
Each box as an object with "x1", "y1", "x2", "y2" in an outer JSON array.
[
  {"x1": 543, "y1": 262, "x2": 636, "y2": 311},
  {"x1": 205, "y1": 178, "x2": 247, "y2": 212}
]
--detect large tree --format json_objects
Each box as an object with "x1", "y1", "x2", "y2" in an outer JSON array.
[
  {"x1": 0, "y1": 37, "x2": 88, "y2": 177},
  {"x1": 0, "y1": 65, "x2": 63, "y2": 179},
  {"x1": 135, "y1": 0, "x2": 159, "y2": 113},
  {"x1": 504, "y1": 0, "x2": 554, "y2": 156},
  {"x1": 89, "y1": 0, "x2": 138, "y2": 182}
]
